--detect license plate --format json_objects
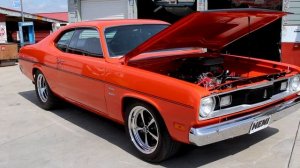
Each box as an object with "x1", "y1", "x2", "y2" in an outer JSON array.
[{"x1": 249, "y1": 116, "x2": 271, "y2": 134}]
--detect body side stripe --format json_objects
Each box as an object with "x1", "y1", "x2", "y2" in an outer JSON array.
[{"x1": 19, "y1": 58, "x2": 194, "y2": 109}]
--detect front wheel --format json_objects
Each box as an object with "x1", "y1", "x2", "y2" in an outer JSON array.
[{"x1": 125, "y1": 102, "x2": 180, "y2": 162}]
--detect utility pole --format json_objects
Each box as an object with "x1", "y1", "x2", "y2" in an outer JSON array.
[{"x1": 20, "y1": 0, "x2": 24, "y2": 22}]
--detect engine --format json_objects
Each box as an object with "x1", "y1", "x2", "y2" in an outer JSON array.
[{"x1": 169, "y1": 57, "x2": 242, "y2": 88}]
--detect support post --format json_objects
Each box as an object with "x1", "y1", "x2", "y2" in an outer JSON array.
[{"x1": 20, "y1": 0, "x2": 24, "y2": 22}]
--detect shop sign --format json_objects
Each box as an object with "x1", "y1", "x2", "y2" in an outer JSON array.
[
  {"x1": 197, "y1": 0, "x2": 207, "y2": 11},
  {"x1": 0, "y1": 22, "x2": 7, "y2": 43}
]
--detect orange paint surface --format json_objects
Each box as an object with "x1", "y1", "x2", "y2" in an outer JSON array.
[{"x1": 18, "y1": 10, "x2": 300, "y2": 144}]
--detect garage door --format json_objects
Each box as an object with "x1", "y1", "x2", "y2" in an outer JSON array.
[
  {"x1": 284, "y1": 0, "x2": 300, "y2": 26},
  {"x1": 81, "y1": 0, "x2": 128, "y2": 21}
]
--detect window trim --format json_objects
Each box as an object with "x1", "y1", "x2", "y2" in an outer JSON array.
[
  {"x1": 55, "y1": 26, "x2": 104, "y2": 59},
  {"x1": 103, "y1": 24, "x2": 170, "y2": 58},
  {"x1": 55, "y1": 29, "x2": 76, "y2": 52}
]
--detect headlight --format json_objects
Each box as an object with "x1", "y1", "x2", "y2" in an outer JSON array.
[
  {"x1": 289, "y1": 75, "x2": 300, "y2": 92},
  {"x1": 200, "y1": 97, "x2": 216, "y2": 118}
]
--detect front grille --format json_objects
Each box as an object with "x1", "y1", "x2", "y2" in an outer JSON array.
[
  {"x1": 214, "y1": 79, "x2": 288, "y2": 110},
  {"x1": 246, "y1": 85, "x2": 274, "y2": 104}
]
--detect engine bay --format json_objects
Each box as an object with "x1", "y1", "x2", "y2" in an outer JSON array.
[
  {"x1": 168, "y1": 57, "x2": 243, "y2": 88},
  {"x1": 130, "y1": 54, "x2": 290, "y2": 90}
]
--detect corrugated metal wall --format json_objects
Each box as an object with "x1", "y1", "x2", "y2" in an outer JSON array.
[
  {"x1": 283, "y1": 0, "x2": 300, "y2": 25},
  {"x1": 281, "y1": 0, "x2": 300, "y2": 66},
  {"x1": 80, "y1": 0, "x2": 128, "y2": 20}
]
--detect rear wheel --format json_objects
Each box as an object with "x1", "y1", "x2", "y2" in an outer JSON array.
[
  {"x1": 34, "y1": 70, "x2": 57, "y2": 110},
  {"x1": 125, "y1": 102, "x2": 180, "y2": 162}
]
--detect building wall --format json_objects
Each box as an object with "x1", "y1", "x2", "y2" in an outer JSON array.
[
  {"x1": 68, "y1": 0, "x2": 132, "y2": 22},
  {"x1": 281, "y1": 0, "x2": 300, "y2": 66},
  {"x1": 283, "y1": 0, "x2": 300, "y2": 25},
  {"x1": 68, "y1": 0, "x2": 81, "y2": 23},
  {"x1": 81, "y1": 0, "x2": 128, "y2": 20},
  {"x1": 69, "y1": 0, "x2": 300, "y2": 64}
]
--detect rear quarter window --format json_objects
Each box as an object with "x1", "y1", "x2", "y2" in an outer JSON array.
[{"x1": 56, "y1": 30, "x2": 75, "y2": 52}]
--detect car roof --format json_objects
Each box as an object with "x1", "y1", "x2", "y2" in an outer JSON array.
[{"x1": 64, "y1": 19, "x2": 170, "y2": 29}]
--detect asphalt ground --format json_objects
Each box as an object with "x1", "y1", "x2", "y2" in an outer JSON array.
[{"x1": 0, "y1": 65, "x2": 300, "y2": 168}]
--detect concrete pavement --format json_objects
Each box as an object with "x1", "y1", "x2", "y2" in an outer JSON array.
[
  {"x1": 288, "y1": 121, "x2": 300, "y2": 168},
  {"x1": 0, "y1": 65, "x2": 300, "y2": 168}
]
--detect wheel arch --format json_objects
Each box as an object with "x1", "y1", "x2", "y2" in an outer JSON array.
[
  {"x1": 32, "y1": 65, "x2": 43, "y2": 81},
  {"x1": 122, "y1": 96, "x2": 167, "y2": 128},
  {"x1": 122, "y1": 96, "x2": 181, "y2": 161}
]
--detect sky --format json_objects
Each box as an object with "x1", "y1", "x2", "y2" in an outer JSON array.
[{"x1": 0, "y1": 0, "x2": 68, "y2": 13}]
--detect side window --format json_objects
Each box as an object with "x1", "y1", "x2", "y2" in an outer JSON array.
[
  {"x1": 56, "y1": 30, "x2": 75, "y2": 52},
  {"x1": 68, "y1": 28, "x2": 103, "y2": 58}
]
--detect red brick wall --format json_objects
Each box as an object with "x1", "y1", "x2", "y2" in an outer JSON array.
[{"x1": 11, "y1": 30, "x2": 51, "y2": 43}]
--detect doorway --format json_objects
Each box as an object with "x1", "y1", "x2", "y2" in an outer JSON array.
[
  {"x1": 137, "y1": 0, "x2": 196, "y2": 23},
  {"x1": 209, "y1": 0, "x2": 283, "y2": 61}
]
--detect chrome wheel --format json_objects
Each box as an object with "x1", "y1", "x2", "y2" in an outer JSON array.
[
  {"x1": 36, "y1": 73, "x2": 49, "y2": 103},
  {"x1": 128, "y1": 106, "x2": 159, "y2": 154}
]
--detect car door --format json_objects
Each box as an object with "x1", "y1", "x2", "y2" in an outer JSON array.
[
  {"x1": 57, "y1": 28, "x2": 108, "y2": 115},
  {"x1": 50, "y1": 29, "x2": 75, "y2": 93}
]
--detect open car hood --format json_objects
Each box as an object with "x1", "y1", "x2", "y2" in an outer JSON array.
[{"x1": 124, "y1": 9, "x2": 286, "y2": 64}]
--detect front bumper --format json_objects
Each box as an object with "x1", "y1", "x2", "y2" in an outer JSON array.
[{"x1": 189, "y1": 96, "x2": 300, "y2": 146}]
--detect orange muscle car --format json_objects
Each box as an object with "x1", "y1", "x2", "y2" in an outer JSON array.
[{"x1": 19, "y1": 9, "x2": 300, "y2": 162}]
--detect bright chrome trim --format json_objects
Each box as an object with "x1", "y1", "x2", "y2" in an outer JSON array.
[
  {"x1": 37, "y1": 73, "x2": 49, "y2": 103},
  {"x1": 200, "y1": 76, "x2": 297, "y2": 120},
  {"x1": 190, "y1": 96, "x2": 300, "y2": 146}
]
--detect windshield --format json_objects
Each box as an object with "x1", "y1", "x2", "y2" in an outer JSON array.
[{"x1": 104, "y1": 24, "x2": 169, "y2": 57}]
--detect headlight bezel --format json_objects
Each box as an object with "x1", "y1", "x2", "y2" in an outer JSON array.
[{"x1": 199, "y1": 74, "x2": 300, "y2": 120}]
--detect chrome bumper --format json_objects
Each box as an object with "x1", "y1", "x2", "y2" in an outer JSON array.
[{"x1": 189, "y1": 96, "x2": 300, "y2": 146}]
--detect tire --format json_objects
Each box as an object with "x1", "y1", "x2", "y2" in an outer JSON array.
[
  {"x1": 34, "y1": 70, "x2": 57, "y2": 110},
  {"x1": 125, "y1": 102, "x2": 181, "y2": 162}
]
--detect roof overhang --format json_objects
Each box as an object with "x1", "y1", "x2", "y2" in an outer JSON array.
[{"x1": 0, "y1": 7, "x2": 67, "y2": 23}]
